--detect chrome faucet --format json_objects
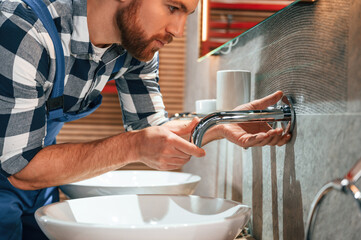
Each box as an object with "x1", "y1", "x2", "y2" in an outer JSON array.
[
  {"x1": 190, "y1": 95, "x2": 296, "y2": 147},
  {"x1": 305, "y1": 158, "x2": 361, "y2": 240}
]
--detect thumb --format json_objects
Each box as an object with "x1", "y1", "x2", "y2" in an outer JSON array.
[
  {"x1": 174, "y1": 117, "x2": 200, "y2": 136},
  {"x1": 251, "y1": 91, "x2": 283, "y2": 109},
  {"x1": 235, "y1": 91, "x2": 284, "y2": 111}
]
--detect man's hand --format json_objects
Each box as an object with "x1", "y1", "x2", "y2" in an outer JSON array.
[
  {"x1": 130, "y1": 122, "x2": 205, "y2": 170},
  {"x1": 130, "y1": 90, "x2": 291, "y2": 171},
  {"x1": 214, "y1": 91, "x2": 291, "y2": 148}
]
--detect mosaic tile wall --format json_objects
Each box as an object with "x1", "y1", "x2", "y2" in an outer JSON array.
[{"x1": 184, "y1": 0, "x2": 361, "y2": 239}]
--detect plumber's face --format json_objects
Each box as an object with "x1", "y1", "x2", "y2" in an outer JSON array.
[{"x1": 116, "y1": 0, "x2": 198, "y2": 61}]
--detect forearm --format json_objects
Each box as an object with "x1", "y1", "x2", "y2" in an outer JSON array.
[{"x1": 8, "y1": 131, "x2": 137, "y2": 190}]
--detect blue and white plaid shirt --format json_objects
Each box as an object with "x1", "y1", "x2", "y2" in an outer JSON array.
[{"x1": 0, "y1": 0, "x2": 168, "y2": 177}]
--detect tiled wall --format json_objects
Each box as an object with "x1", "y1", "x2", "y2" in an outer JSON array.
[{"x1": 184, "y1": 0, "x2": 361, "y2": 239}]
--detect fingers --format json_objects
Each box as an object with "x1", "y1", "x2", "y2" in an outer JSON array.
[
  {"x1": 173, "y1": 139, "x2": 206, "y2": 158},
  {"x1": 250, "y1": 91, "x2": 283, "y2": 110},
  {"x1": 157, "y1": 135, "x2": 205, "y2": 170},
  {"x1": 266, "y1": 128, "x2": 291, "y2": 146},
  {"x1": 151, "y1": 145, "x2": 200, "y2": 171},
  {"x1": 160, "y1": 157, "x2": 191, "y2": 170},
  {"x1": 168, "y1": 147, "x2": 192, "y2": 159},
  {"x1": 165, "y1": 117, "x2": 200, "y2": 136},
  {"x1": 239, "y1": 128, "x2": 291, "y2": 148},
  {"x1": 162, "y1": 117, "x2": 201, "y2": 142},
  {"x1": 144, "y1": 157, "x2": 191, "y2": 171},
  {"x1": 233, "y1": 91, "x2": 283, "y2": 111},
  {"x1": 159, "y1": 134, "x2": 205, "y2": 159},
  {"x1": 175, "y1": 117, "x2": 201, "y2": 138},
  {"x1": 276, "y1": 133, "x2": 292, "y2": 146},
  {"x1": 240, "y1": 132, "x2": 269, "y2": 148},
  {"x1": 188, "y1": 117, "x2": 201, "y2": 131},
  {"x1": 256, "y1": 128, "x2": 283, "y2": 146},
  {"x1": 135, "y1": 126, "x2": 205, "y2": 171},
  {"x1": 164, "y1": 125, "x2": 205, "y2": 158}
]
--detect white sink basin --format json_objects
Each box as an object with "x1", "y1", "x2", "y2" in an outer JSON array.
[
  {"x1": 35, "y1": 195, "x2": 251, "y2": 240},
  {"x1": 60, "y1": 170, "x2": 201, "y2": 199}
]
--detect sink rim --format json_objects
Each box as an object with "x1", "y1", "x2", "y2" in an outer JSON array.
[
  {"x1": 35, "y1": 194, "x2": 251, "y2": 230},
  {"x1": 60, "y1": 170, "x2": 201, "y2": 188}
]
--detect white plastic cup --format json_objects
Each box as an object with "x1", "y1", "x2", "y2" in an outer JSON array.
[
  {"x1": 216, "y1": 70, "x2": 251, "y2": 111},
  {"x1": 195, "y1": 99, "x2": 217, "y2": 114}
]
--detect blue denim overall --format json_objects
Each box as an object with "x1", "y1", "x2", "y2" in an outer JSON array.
[{"x1": 0, "y1": 0, "x2": 122, "y2": 239}]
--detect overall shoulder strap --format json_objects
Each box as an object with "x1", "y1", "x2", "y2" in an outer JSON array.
[{"x1": 22, "y1": 0, "x2": 65, "y2": 120}]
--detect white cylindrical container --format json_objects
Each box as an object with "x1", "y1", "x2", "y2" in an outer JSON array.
[
  {"x1": 216, "y1": 70, "x2": 251, "y2": 110},
  {"x1": 195, "y1": 99, "x2": 217, "y2": 114}
]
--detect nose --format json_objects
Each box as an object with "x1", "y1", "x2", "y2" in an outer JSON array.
[{"x1": 166, "y1": 15, "x2": 187, "y2": 38}]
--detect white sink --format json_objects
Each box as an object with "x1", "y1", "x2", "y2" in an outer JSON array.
[
  {"x1": 35, "y1": 195, "x2": 251, "y2": 240},
  {"x1": 60, "y1": 170, "x2": 201, "y2": 199}
]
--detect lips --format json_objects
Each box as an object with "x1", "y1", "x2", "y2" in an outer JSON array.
[
  {"x1": 152, "y1": 34, "x2": 173, "y2": 49},
  {"x1": 157, "y1": 39, "x2": 166, "y2": 46},
  {"x1": 155, "y1": 38, "x2": 171, "y2": 49}
]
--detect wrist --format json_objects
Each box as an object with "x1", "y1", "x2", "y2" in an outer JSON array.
[{"x1": 122, "y1": 130, "x2": 141, "y2": 165}]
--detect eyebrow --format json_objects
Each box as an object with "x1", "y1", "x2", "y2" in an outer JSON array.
[{"x1": 167, "y1": 0, "x2": 195, "y2": 15}]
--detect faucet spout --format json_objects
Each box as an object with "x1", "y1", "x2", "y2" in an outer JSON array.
[{"x1": 190, "y1": 95, "x2": 295, "y2": 147}]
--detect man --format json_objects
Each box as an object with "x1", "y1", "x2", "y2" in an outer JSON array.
[{"x1": 0, "y1": 0, "x2": 290, "y2": 239}]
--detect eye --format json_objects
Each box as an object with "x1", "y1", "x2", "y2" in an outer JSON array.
[{"x1": 168, "y1": 5, "x2": 179, "y2": 13}]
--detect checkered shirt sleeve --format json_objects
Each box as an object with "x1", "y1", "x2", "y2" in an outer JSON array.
[
  {"x1": 0, "y1": 0, "x2": 55, "y2": 177},
  {"x1": 115, "y1": 53, "x2": 168, "y2": 131}
]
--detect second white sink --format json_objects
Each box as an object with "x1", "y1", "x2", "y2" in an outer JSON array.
[{"x1": 60, "y1": 170, "x2": 201, "y2": 198}]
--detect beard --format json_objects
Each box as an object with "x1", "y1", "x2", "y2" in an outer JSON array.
[{"x1": 116, "y1": 0, "x2": 173, "y2": 61}]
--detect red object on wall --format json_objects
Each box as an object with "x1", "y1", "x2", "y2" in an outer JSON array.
[
  {"x1": 102, "y1": 81, "x2": 117, "y2": 94},
  {"x1": 201, "y1": 1, "x2": 290, "y2": 56},
  {"x1": 209, "y1": 2, "x2": 288, "y2": 12}
]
